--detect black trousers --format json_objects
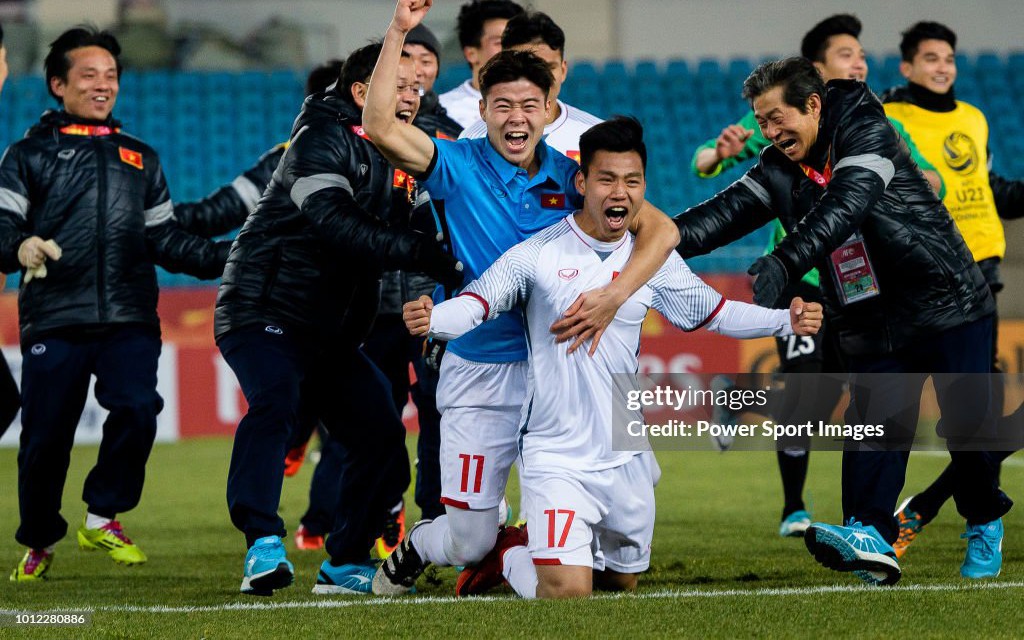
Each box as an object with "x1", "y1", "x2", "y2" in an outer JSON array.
[
  {"x1": 16, "y1": 326, "x2": 163, "y2": 549},
  {"x1": 0, "y1": 350, "x2": 19, "y2": 438},
  {"x1": 842, "y1": 316, "x2": 1012, "y2": 542},
  {"x1": 219, "y1": 324, "x2": 410, "y2": 564}
]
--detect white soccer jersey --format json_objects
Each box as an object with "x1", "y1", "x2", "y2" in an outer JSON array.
[
  {"x1": 459, "y1": 100, "x2": 603, "y2": 162},
  {"x1": 429, "y1": 214, "x2": 794, "y2": 471},
  {"x1": 439, "y1": 79, "x2": 483, "y2": 129}
]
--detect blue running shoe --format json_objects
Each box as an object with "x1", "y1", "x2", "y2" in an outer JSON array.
[
  {"x1": 312, "y1": 560, "x2": 377, "y2": 595},
  {"x1": 779, "y1": 510, "x2": 811, "y2": 538},
  {"x1": 804, "y1": 519, "x2": 900, "y2": 585},
  {"x1": 240, "y1": 535, "x2": 294, "y2": 596},
  {"x1": 961, "y1": 518, "x2": 1003, "y2": 579}
]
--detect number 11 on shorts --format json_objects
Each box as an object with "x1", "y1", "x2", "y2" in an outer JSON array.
[
  {"x1": 458, "y1": 453, "x2": 485, "y2": 493},
  {"x1": 544, "y1": 509, "x2": 576, "y2": 548}
]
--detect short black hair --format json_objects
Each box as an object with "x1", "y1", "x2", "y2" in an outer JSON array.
[
  {"x1": 800, "y1": 14, "x2": 861, "y2": 63},
  {"x1": 501, "y1": 11, "x2": 565, "y2": 56},
  {"x1": 742, "y1": 57, "x2": 826, "y2": 112},
  {"x1": 899, "y1": 21, "x2": 957, "y2": 62},
  {"x1": 456, "y1": 0, "x2": 524, "y2": 49},
  {"x1": 579, "y1": 116, "x2": 647, "y2": 176},
  {"x1": 306, "y1": 58, "x2": 345, "y2": 96},
  {"x1": 479, "y1": 49, "x2": 553, "y2": 99},
  {"x1": 44, "y1": 25, "x2": 122, "y2": 102},
  {"x1": 339, "y1": 42, "x2": 410, "y2": 105}
]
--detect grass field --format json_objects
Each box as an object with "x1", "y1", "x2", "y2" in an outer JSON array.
[{"x1": 1, "y1": 437, "x2": 1023, "y2": 638}]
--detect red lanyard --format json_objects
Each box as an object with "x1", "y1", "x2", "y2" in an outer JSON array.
[{"x1": 798, "y1": 146, "x2": 832, "y2": 186}]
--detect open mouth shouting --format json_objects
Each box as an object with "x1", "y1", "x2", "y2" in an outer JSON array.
[
  {"x1": 504, "y1": 131, "x2": 529, "y2": 153},
  {"x1": 396, "y1": 108, "x2": 414, "y2": 123},
  {"x1": 605, "y1": 205, "x2": 628, "y2": 230}
]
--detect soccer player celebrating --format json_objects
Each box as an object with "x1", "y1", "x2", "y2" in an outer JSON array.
[
  {"x1": 364, "y1": 0, "x2": 680, "y2": 596},
  {"x1": 402, "y1": 116, "x2": 822, "y2": 599}
]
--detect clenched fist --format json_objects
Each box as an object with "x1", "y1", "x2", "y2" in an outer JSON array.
[
  {"x1": 403, "y1": 295, "x2": 434, "y2": 336},
  {"x1": 789, "y1": 297, "x2": 823, "y2": 336}
]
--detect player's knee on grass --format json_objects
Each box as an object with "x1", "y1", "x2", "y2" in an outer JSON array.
[
  {"x1": 446, "y1": 506, "x2": 499, "y2": 565},
  {"x1": 536, "y1": 565, "x2": 593, "y2": 599},
  {"x1": 594, "y1": 569, "x2": 638, "y2": 592}
]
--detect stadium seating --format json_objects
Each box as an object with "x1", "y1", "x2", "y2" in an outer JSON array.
[{"x1": 1, "y1": 51, "x2": 1022, "y2": 288}]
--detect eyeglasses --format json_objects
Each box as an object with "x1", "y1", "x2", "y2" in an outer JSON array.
[{"x1": 397, "y1": 83, "x2": 424, "y2": 97}]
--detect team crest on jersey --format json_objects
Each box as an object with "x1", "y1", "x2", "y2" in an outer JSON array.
[
  {"x1": 118, "y1": 147, "x2": 143, "y2": 170},
  {"x1": 558, "y1": 268, "x2": 579, "y2": 281},
  {"x1": 542, "y1": 193, "x2": 567, "y2": 209},
  {"x1": 943, "y1": 131, "x2": 979, "y2": 175}
]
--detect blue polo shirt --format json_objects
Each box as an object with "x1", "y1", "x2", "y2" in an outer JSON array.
[{"x1": 421, "y1": 136, "x2": 583, "y2": 363}]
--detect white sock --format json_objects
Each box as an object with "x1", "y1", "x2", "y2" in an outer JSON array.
[
  {"x1": 410, "y1": 515, "x2": 454, "y2": 566},
  {"x1": 501, "y1": 545, "x2": 537, "y2": 599},
  {"x1": 86, "y1": 512, "x2": 112, "y2": 530}
]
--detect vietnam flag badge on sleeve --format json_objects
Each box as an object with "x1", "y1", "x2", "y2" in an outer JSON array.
[
  {"x1": 119, "y1": 147, "x2": 144, "y2": 170},
  {"x1": 541, "y1": 193, "x2": 566, "y2": 209}
]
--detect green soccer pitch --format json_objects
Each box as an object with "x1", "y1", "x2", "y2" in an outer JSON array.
[{"x1": 1, "y1": 438, "x2": 1022, "y2": 638}]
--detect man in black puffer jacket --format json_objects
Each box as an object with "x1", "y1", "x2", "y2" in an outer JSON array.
[
  {"x1": 215, "y1": 42, "x2": 462, "y2": 597},
  {"x1": 0, "y1": 27, "x2": 229, "y2": 582},
  {"x1": 674, "y1": 57, "x2": 1010, "y2": 586}
]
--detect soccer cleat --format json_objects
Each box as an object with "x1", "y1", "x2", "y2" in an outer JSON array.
[
  {"x1": 10, "y1": 548, "x2": 53, "y2": 582},
  {"x1": 372, "y1": 519, "x2": 432, "y2": 595},
  {"x1": 893, "y1": 496, "x2": 925, "y2": 559},
  {"x1": 456, "y1": 524, "x2": 528, "y2": 597},
  {"x1": 779, "y1": 509, "x2": 812, "y2": 538},
  {"x1": 77, "y1": 520, "x2": 147, "y2": 565},
  {"x1": 804, "y1": 519, "x2": 901, "y2": 586},
  {"x1": 294, "y1": 524, "x2": 325, "y2": 551},
  {"x1": 373, "y1": 501, "x2": 406, "y2": 559},
  {"x1": 283, "y1": 443, "x2": 308, "y2": 477},
  {"x1": 312, "y1": 560, "x2": 377, "y2": 595},
  {"x1": 708, "y1": 375, "x2": 736, "y2": 451},
  {"x1": 240, "y1": 535, "x2": 294, "y2": 596},
  {"x1": 960, "y1": 518, "x2": 1003, "y2": 579}
]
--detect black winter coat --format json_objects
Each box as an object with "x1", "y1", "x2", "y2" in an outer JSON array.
[
  {"x1": 214, "y1": 90, "x2": 458, "y2": 342},
  {"x1": 0, "y1": 110, "x2": 229, "y2": 344},
  {"x1": 675, "y1": 80, "x2": 994, "y2": 356}
]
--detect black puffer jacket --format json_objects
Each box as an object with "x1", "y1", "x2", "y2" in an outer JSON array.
[
  {"x1": 675, "y1": 80, "x2": 994, "y2": 356},
  {"x1": 214, "y1": 90, "x2": 460, "y2": 341},
  {"x1": 174, "y1": 143, "x2": 286, "y2": 238},
  {"x1": 0, "y1": 110, "x2": 229, "y2": 345}
]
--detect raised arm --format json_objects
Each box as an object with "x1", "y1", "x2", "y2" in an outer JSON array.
[{"x1": 363, "y1": 0, "x2": 437, "y2": 175}]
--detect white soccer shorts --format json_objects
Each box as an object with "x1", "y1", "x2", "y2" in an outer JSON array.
[
  {"x1": 436, "y1": 352, "x2": 527, "y2": 510},
  {"x1": 523, "y1": 451, "x2": 661, "y2": 573}
]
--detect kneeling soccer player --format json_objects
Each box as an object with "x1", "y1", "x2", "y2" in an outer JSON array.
[{"x1": 399, "y1": 116, "x2": 823, "y2": 598}]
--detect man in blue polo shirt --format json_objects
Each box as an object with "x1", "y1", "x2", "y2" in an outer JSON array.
[{"x1": 364, "y1": 0, "x2": 679, "y2": 596}]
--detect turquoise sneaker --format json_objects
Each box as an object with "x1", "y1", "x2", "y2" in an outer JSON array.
[
  {"x1": 961, "y1": 518, "x2": 1003, "y2": 579},
  {"x1": 804, "y1": 519, "x2": 901, "y2": 585},
  {"x1": 779, "y1": 510, "x2": 812, "y2": 537},
  {"x1": 240, "y1": 535, "x2": 294, "y2": 596},
  {"x1": 312, "y1": 560, "x2": 377, "y2": 595}
]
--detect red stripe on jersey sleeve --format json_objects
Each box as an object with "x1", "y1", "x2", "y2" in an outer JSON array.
[
  {"x1": 458, "y1": 291, "x2": 490, "y2": 318},
  {"x1": 532, "y1": 558, "x2": 563, "y2": 566},
  {"x1": 687, "y1": 295, "x2": 726, "y2": 332}
]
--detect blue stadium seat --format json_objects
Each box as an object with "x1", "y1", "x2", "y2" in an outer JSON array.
[
  {"x1": 665, "y1": 59, "x2": 690, "y2": 79},
  {"x1": 634, "y1": 59, "x2": 660, "y2": 82}
]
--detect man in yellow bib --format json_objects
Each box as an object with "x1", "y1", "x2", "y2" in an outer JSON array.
[{"x1": 880, "y1": 21, "x2": 1024, "y2": 572}]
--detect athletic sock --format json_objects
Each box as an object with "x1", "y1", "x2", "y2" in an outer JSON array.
[
  {"x1": 777, "y1": 449, "x2": 808, "y2": 517},
  {"x1": 501, "y1": 545, "x2": 537, "y2": 599},
  {"x1": 410, "y1": 515, "x2": 455, "y2": 566},
  {"x1": 85, "y1": 512, "x2": 112, "y2": 530}
]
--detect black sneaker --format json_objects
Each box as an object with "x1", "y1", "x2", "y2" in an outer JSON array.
[{"x1": 371, "y1": 519, "x2": 432, "y2": 595}]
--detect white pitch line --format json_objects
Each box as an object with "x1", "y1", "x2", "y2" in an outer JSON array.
[{"x1": 4, "y1": 580, "x2": 1023, "y2": 615}]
